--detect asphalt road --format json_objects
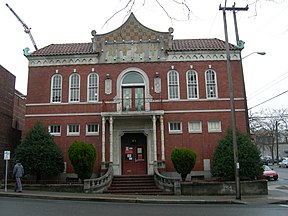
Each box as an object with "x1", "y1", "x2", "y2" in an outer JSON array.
[{"x1": 1, "y1": 196, "x2": 288, "y2": 216}]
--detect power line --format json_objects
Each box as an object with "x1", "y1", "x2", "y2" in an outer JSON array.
[
  {"x1": 248, "y1": 89, "x2": 288, "y2": 110},
  {"x1": 248, "y1": 70, "x2": 288, "y2": 100}
]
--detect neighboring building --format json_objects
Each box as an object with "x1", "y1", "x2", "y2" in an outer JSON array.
[
  {"x1": 0, "y1": 65, "x2": 26, "y2": 179},
  {"x1": 25, "y1": 14, "x2": 247, "y2": 177}
]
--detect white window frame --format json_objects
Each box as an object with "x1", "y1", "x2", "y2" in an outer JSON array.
[
  {"x1": 50, "y1": 74, "x2": 62, "y2": 103},
  {"x1": 186, "y1": 70, "x2": 199, "y2": 99},
  {"x1": 67, "y1": 124, "x2": 80, "y2": 136},
  {"x1": 48, "y1": 125, "x2": 61, "y2": 136},
  {"x1": 87, "y1": 73, "x2": 99, "y2": 102},
  {"x1": 69, "y1": 73, "x2": 80, "y2": 102},
  {"x1": 167, "y1": 70, "x2": 180, "y2": 100},
  {"x1": 168, "y1": 122, "x2": 182, "y2": 134},
  {"x1": 208, "y1": 120, "x2": 222, "y2": 132},
  {"x1": 205, "y1": 69, "x2": 218, "y2": 99},
  {"x1": 86, "y1": 124, "x2": 99, "y2": 136},
  {"x1": 188, "y1": 121, "x2": 202, "y2": 133}
]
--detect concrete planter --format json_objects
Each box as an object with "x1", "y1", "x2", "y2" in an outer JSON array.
[{"x1": 181, "y1": 179, "x2": 268, "y2": 195}]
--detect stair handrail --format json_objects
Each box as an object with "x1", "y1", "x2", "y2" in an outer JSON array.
[
  {"x1": 153, "y1": 161, "x2": 181, "y2": 195},
  {"x1": 84, "y1": 163, "x2": 113, "y2": 193}
]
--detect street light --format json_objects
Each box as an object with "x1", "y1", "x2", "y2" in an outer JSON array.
[
  {"x1": 242, "y1": 52, "x2": 266, "y2": 59},
  {"x1": 240, "y1": 51, "x2": 266, "y2": 135}
]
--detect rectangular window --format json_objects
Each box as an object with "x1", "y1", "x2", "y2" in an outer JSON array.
[
  {"x1": 48, "y1": 125, "x2": 61, "y2": 136},
  {"x1": 67, "y1": 124, "x2": 80, "y2": 136},
  {"x1": 169, "y1": 122, "x2": 182, "y2": 133},
  {"x1": 86, "y1": 124, "x2": 99, "y2": 136},
  {"x1": 208, "y1": 120, "x2": 221, "y2": 132},
  {"x1": 188, "y1": 121, "x2": 202, "y2": 133}
]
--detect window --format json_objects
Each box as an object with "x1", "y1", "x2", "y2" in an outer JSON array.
[
  {"x1": 188, "y1": 121, "x2": 202, "y2": 133},
  {"x1": 205, "y1": 69, "x2": 218, "y2": 98},
  {"x1": 121, "y1": 72, "x2": 145, "y2": 111},
  {"x1": 168, "y1": 70, "x2": 179, "y2": 100},
  {"x1": 86, "y1": 124, "x2": 99, "y2": 135},
  {"x1": 48, "y1": 125, "x2": 61, "y2": 136},
  {"x1": 186, "y1": 70, "x2": 198, "y2": 99},
  {"x1": 67, "y1": 124, "x2": 80, "y2": 136},
  {"x1": 51, "y1": 74, "x2": 62, "y2": 102},
  {"x1": 69, "y1": 73, "x2": 80, "y2": 102},
  {"x1": 208, "y1": 120, "x2": 221, "y2": 132},
  {"x1": 169, "y1": 122, "x2": 182, "y2": 133},
  {"x1": 87, "y1": 73, "x2": 99, "y2": 102}
]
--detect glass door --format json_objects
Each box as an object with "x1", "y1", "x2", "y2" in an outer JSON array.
[{"x1": 122, "y1": 87, "x2": 144, "y2": 111}]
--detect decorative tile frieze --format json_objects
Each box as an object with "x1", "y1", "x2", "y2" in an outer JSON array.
[{"x1": 28, "y1": 55, "x2": 98, "y2": 67}]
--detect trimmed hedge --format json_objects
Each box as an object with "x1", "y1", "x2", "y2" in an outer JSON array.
[
  {"x1": 68, "y1": 141, "x2": 96, "y2": 181},
  {"x1": 171, "y1": 148, "x2": 197, "y2": 181}
]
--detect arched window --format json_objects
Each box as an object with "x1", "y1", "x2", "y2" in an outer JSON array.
[
  {"x1": 205, "y1": 69, "x2": 218, "y2": 98},
  {"x1": 186, "y1": 70, "x2": 198, "y2": 99},
  {"x1": 69, "y1": 73, "x2": 80, "y2": 102},
  {"x1": 87, "y1": 73, "x2": 99, "y2": 102},
  {"x1": 168, "y1": 70, "x2": 179, "y2": 100},
  {"x1": 51, "y1": 74, "x2": 62, "y2": 103}
]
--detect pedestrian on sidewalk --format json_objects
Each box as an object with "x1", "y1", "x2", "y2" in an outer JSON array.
[{"x1": 13, "y1": 160, "x2": 24, "y2": 192}]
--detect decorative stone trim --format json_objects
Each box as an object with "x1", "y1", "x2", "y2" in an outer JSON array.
[{"x1": 28, "y1": 55, "x2": 98, "y2": 67}]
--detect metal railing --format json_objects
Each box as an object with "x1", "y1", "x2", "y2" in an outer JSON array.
[
  {"x1": 83, "y1": 163, "x2": 113, "y2": 193},
  {"x1": 153, "y1": 162, "x2": 181, "y2": 195}
]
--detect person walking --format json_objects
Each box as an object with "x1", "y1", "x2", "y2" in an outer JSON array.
[{"x1": 13, "y1": 160, "x2": 24, "y2": 192}]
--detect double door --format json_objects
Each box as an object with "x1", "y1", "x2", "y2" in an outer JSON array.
[
  {"x1": 122, "y1": 133, "x2": 147, "y2": 175},
  {"x1": 122, "y1": 87, "x2": 144, "y2": 111}
]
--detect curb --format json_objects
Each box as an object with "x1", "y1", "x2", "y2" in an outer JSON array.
[{"x1": 0, "y1": 191, "x2": 247, "y2": 205}]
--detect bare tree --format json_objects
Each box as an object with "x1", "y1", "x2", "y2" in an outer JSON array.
[
  {"x1": 250, "y1": 108, "x2": 288, "y2": 161},
  {"x1": 102, "y1": 0, "x2": 193, "y2": 29}
]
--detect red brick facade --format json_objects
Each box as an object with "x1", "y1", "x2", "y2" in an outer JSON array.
[
  {"x1": 25, "y1": 14, "x2": 247, "y2": 177},
  {"x1": 0, "y1": 65, "x2": 26, "y2": 178}
]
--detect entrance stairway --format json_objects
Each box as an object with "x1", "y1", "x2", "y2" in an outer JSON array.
[{"x1": 104, "y1": 175, "x2": 173, "y2": 195}]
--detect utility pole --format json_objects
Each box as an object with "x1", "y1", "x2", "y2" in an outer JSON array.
[
  {"x1": 219, "y1": 3, "x2": 248, "y2": 200},
  {"x1": 276, "y1": 121, "x2": 279, "y2": 163},
  {"x1": 232, "y1": 3, "x2": 250, "y2": 135}
]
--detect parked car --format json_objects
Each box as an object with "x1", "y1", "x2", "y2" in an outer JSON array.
[
  {"x1": 262, "y1": 165, "x2": 278, "y2": 181},
  {"x1": 261, "y1": 157, "x2": 269, "y2": 165},
  {"x1": 278, "y1": 159, "x2": 288, "y2": 168}
]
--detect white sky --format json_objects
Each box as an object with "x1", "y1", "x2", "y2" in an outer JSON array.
[{"x1": 1, "y1": 0, "x2": 287, "y2": 113}]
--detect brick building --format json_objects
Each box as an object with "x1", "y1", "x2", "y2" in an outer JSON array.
[
  {"x1": 0, "y1": 65, "x2": 26, "y2": 179},
  {"x1": 25, "y1": 14, "x2": 247, "y2": 177}
]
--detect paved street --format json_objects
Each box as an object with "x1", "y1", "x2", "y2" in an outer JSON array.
[
  {"x1": 0, "y1": 164, "x2": 288, "y2": 216},
  {"x1": 0, "y1": 196, "x2": 288, "y2": 216}
]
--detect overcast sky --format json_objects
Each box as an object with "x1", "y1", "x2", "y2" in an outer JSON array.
[{"x1": 1, "y1": 0, "x2": 287, "y2": 113}]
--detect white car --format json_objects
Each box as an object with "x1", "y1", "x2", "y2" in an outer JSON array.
[{"x1": 278, "y1": 159, "x2": 288, "y2": 168}]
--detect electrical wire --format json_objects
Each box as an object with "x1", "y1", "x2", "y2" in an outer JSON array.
[
  {"x1": 248, "y1": 89, "x2": 288, "y2": 110},
  {"x1": 248, "y1": 71, "x2": 288, "y2": 100}
]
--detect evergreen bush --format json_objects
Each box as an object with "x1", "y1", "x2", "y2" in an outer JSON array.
[
  {"x1": 68, "y1": 140, "x2": 96, "y2": 181},
  {"x1": 15, "y1": 122, "x2": 64, "y2": 181},
  {"x1": 212, "y1": 129, "x2": 263, "y2": 180}
]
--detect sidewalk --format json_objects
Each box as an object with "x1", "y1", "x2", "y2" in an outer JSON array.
[{"x1": 1, "y1": 188, "x2": 288, "y2": 205}]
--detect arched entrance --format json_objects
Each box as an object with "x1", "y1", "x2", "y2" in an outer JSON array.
[{"x1": 121, "y1": 133, "x2": 147, "y2": 175}]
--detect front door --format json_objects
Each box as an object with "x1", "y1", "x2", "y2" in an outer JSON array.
[{"x1": 122, "y1": 133, "x2": 147, "y2": 175}]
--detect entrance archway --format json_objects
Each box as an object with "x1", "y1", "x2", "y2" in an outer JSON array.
[{"x1": 121, "y1": 133, "x2": 147, "y2": 175}]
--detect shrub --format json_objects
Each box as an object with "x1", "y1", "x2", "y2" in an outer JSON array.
[
  {"x1": 212, "y1": 129, "x2": 263, "y2": 180},
  {"x1": 68, "y1": 141, "x2": 96, "y2": 181},
  {"x1": 15, "y1": 122, "x2": 64, "y2": 181},
  {"x1": 171, "y1": 148, "x2": 197, "y2": 181}
]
